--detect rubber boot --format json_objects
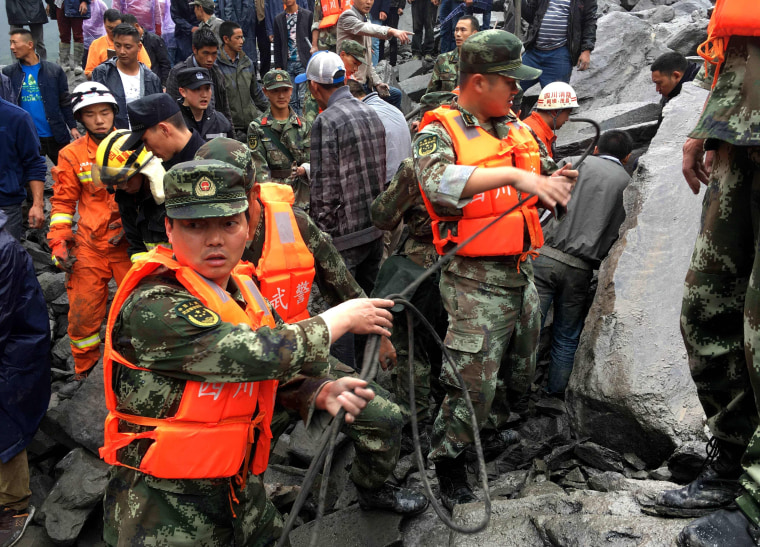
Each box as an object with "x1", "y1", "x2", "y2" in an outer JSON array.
[
  {"x1": 435, "y1": 455, "x2": 478, "y2": 512},
  {"x1": 58, "y1": 43, "x2": 71, "y2": 74},
  {"x1": 356, "y1": 483, "x2": 429, "y2": 515},
  {"x1": 677, "y1": 507, "x2": 760, "y2": 547},
  {"x1": 653, "y1": 438, "x2": 744, "y2": 518},
  {"x1": 71, "y1": 42, "x2": 84, "y2": 76}
]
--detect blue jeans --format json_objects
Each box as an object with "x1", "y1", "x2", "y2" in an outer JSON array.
[
  {"x1": 438, "y1": 0, "x2": 457, "y2": 53},
  {"x1": 532, "y1": 254, "x2": 593, "y2": 393},
  {"x1": 1, "y1": 204, "x2": 24, "y2": 242},
  {"x1": 520, "y1": 45, "x2": 572, "y2": 91},
  {"x1": 287, "y1": 58, "x2": 306, "y2": 114},
  {"x1": 371, "y1": 16, "x2": 382, "y2": 65}
]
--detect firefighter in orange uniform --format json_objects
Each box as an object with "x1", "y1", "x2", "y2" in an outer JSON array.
[
  {"x1": 522, "y1": 81, "x2": 578, "y2": 159},
  {"x1": 47, "y1": 82, "x2": 132, "y2": 378}
]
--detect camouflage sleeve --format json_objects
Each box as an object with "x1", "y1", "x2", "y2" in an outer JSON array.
[
  {"x1": 371, "y1": 157, "x2": 417, "y2": 230},
  {"x1": 295, "y1": 208, "x2": 366, "y2": 306},
  {"x1": 426, "y1": 58, "x2": 443, "y2": 93},
  {"x1": 412, "y1": 122, "x2": 475, "y2": 217},
  {"x1": 115, "y1": 277, "x2": 331, "y2": 383},
  {"x1": 246, "y1": 120, "x2": 271, "y2": 183},
  {"x1": 312, "y1": 0, "x2": 322, "y2": 29}
]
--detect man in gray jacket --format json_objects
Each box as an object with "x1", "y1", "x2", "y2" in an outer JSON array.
[{"x1": 532, "y1": 129, "x2": 633, "y2": 394}]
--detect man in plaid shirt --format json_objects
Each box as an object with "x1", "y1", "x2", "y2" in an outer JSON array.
[{"x1": 297, "y1": 51, "x2": 387, "y2": 368}]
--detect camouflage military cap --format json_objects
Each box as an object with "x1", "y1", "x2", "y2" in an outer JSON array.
[
  {"x1": 194, "y1": 138, "x2": 255, "y2": 193},
  {"x1": 164, "y1": 160, "x2": 249, "y2": 219},
  {"x1": 338, "y1": 39, "x2": 368, "y2": 65},
  {"x1": 419, "y1": 91, "x2": 457, "y2": 115},
  {"x1": 459, "y1": 30, "x2": 542, "y2": 81},
  {"x1": 262, "y1": 69, "x2": 293, "y2": 90}
]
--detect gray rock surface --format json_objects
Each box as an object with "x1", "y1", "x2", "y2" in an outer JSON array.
[
  {"x1": 570, "y1": 12, "x2": 669, "y2": 111},
  {"x1": 289, "y1": 505, "x2": 404, "y2": 547},
  {"x1": 39, "y1": 448, "x2": 110, "y2": 546},
  {"x1": 398, "y1": 74, "x2": 431, "y2": 103},
  {"x1": 566, "y1": 83, "x2": 710, "y2": 467}
]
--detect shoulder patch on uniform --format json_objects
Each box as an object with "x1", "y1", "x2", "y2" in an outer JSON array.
[
  {"x1": 174, "y1": 300, "x2": 221, "y2": 328},
  {"x1": 415, "y1": 134, "x2": 439, "y2": 157},
  {"x1": 247, "y1": 132, "x2": 258, "y2": 150}
]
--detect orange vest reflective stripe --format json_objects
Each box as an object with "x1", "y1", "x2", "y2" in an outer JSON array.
[
  {"x1": 418, "y1": 107, "x2": 544, "y2": 257},
  {"x1": 697, "y1": 0, "x2": 760, "y2": 88},
  {"x1": 319, "y1": 0, "x2": 352, "y2": 28},
  {"x1": 100, "y1": 246, "x2": 278, "y2": 480},
  {"x1": 255, "y1": 183, "x2": 316, "y2": 323}
]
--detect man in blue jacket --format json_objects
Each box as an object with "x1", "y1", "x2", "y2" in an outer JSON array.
[
  {"x1": 4, "y1": 28, "x2": 80, "y2": 163},
  {"x1": 0, "y1": 209, "x2": 52, "y2": 547},
  {"x1": 0, "y1": 98, "x2": 47, "y2": 242}
]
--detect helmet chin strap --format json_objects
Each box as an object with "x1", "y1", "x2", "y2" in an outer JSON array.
[{"x1": 86, "y1": 125, "x2": 115, "y2": 143}]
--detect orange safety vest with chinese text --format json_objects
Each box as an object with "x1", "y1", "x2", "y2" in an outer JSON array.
[
  {"x1": 255, "y1": 183, "x2": 316, "y2": 323},
  {"x1": 100, "y1": 247, "x2": 278, "y2": 480},
  {"x1": 319, "y1": 0, "x2": 353, "y2": 28},
  {"x1": 418, "y1": 107, "x2": 544, "y2": 257}
]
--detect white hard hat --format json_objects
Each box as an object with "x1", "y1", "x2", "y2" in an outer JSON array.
[
  {"x1": 71, "y1": 82, "x2": 119, "y2": 115},
  {"x1": 536, "y1": 82, "x2": 579, "y2": 111}
]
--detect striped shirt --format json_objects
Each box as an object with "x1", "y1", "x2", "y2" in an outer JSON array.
[{"x1": 535, "y1": 0, "x2": 571, "y2": 50}]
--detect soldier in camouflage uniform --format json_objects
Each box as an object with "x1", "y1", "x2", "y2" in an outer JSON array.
[
  {"x1": 311, "y1": 0, "x2": 338, "y2": 52},
  {"x1": 371, "y1": 157, "x2": 444, "y2": 429},
  {"x1": 426, "y1": 15, "x2": 479, "y2": 93},
  {"x1": 413, "y1": 30, "x2": 575, "y2": 511},
  {"x1": 247, "y1": 70, "x2": 312, "y2": 210},
  {"x1": 195, "y1": 137, "x2": 428, "y2": 517},
  {"x1": 101, "y1": 160, "x2": 407, "y2": 545},
  {"x1": 649, "y1": 33, "x2": 760, "y2": 546}
]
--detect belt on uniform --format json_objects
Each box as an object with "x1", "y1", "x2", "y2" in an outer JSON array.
[{"x1": 539, "y1": 245, "x2": 593, "y2": 271}]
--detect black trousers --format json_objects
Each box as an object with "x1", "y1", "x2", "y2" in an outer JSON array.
[
  {"x1": 40, "y1": 136, "x2": 66, "y2": 165},
  {"x1": 411, "y1": 0, "x2": 435, "y2": 56},
  {"x1": 379, "y1": 11, "x2": 400, "y2": 65},
  {"x1": 255, "y1": 18, "x2": 271, "y2": 76}
]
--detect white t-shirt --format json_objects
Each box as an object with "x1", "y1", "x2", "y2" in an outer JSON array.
[{"x1": 118, "y1": 69, "x2": 141, "y2": 105}]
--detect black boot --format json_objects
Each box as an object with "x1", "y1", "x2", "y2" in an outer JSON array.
[
  {"x1": 466, "y1": 429, "x2": 521, "y2": 463},
  {"x1": 653, "y1": 438, "x2": 744, "y2": 518},
  {"x1": 435, "y1": 456, "x2": 478, "y2": 512},
  {"x1": 677, "y1": 507, "x2": 760, "y2": 547},
  {"x1": 356, "y1": 483, "x2": 429, "y2": 516}
]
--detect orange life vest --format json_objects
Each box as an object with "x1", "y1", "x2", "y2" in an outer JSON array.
[
  {"x1": 697, "y1": 0, "x2": 760, "y2": 87},
  {"x1": 100, "y1": 247, "x2": 278, "y2": 480},
  {"x1": 319, "y1": 0, "x2": 353, "y2": 29},
  {"x1": 522, "y1": 111, "x2": 557, "y2": 159},
  {"x1": 417, "y1": 107, "x2": 544, "y2": 258},
  {"x1": 255, "y1": 183, "x2": 316, "y2": 323}
]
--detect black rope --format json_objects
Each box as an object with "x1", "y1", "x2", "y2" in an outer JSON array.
[{"x1": 277, "y1": 117, "x2": 602, "y2": 546}]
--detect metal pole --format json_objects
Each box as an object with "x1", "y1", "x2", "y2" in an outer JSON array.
[{"x1": 514, "y1": 0, "x2": 522, "y2": 39}]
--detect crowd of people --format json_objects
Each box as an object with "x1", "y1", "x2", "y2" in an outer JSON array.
[{"x1": 1, "y1": 0, "x2": 759, "y2": 546}]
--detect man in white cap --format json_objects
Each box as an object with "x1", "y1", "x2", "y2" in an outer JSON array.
[{"x1": 296, "y1": 51, "x2": 387, "y2": 370}]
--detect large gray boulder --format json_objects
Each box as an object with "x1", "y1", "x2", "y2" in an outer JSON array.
[
  {"x1": 565, "y1": 83, "x2": 710, "y2": 467},
  {"x1": 570, "y1": 12, "x2": 668, "y2": 111},
  {"x1": 39, "y1": 448, "x2": 110, "y2": 546}
]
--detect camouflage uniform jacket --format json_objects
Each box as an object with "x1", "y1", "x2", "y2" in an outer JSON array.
[
  {"x1": 413, "y1": 103, "x2": 557, "y2": 287},
  {"x1": 247, "y1": 108, "x2": 312, "y2": 209},
  {"x1": 302, "y1": 88, "x2": 320, "y2": 124},
  {"x1": 312, "y1": 0, "x2": 338, "y2": 51},
  {"x1": 110, "y1": 270, "x2": 333, "y2": 479},
  {"x1": 371, "y1": 157, "x2": 438, "y2": 268},
  {"x1": 426, "y1": 48, "x2": 459, "y2": 94},
  {"x1": 244, "y1": 200, "x2": 366, "y2": 307},
  {"x1": 689, "y1": 36, "x2": 760, "y2": 147}
]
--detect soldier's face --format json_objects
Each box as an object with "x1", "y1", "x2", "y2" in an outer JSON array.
[
  {"x1": 483, "y1": 75, "x2": 519, "y2": 118},
  {"x1": 264, "y1": 86, "x2": 293, "y2": 110},
  {"x1": 454, "y1": 21, "x2": 476, "y2": 48},
  {"x1": 166, "y1": 213, "x2": 249, "y2": 288},
  {"x1": 651, "y1": 70, "x2": 681, "y2": 98}
]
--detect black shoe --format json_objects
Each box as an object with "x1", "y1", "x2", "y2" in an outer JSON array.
[
  {"x1": 435, "y1": 458, "x2": 478, "y2": 512},
  {"x1": 356, "y1": 483, "x2": 429, "y2": 516},
  {"x1": 677, "y1": 507, "x2": 760, "y2": 547},
  {"x1": 0, "y1": 505, "x2": 35, "y2": 547},
  {"x1": 652, "y1": 439, "x2": 743, "y2": 518},
  {"x1": 466, "y1": 430, "x2": 520, "y2": 463}
]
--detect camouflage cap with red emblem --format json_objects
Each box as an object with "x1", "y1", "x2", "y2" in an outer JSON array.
[
  {"x1": 262, "y1": 69, "x2": 293, "y2": 90},
  {"x1": 164, "y1": 160, "x2": 249, "y2": 219}
]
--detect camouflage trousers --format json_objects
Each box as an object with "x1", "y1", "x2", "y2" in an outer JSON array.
[
  {"x1": 271, "y1": 359, "x2": 403, "y2": 490},
  {"x1": 428, "y1": 269, "x2": 541, "y2": 463},
  {"x1": 678, "y1": 143, "x2": 760, "y2": 524},
  {"x1": 103, "y1": 468, "x2": 285, "y2": 547}
]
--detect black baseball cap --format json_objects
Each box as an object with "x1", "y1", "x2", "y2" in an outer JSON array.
[
  {"x1": 177, "y1": 67, "x2": 213, "y2": 90},
  {"x1": 124, "y1": 93, "x2": 181, "y2": 150}
]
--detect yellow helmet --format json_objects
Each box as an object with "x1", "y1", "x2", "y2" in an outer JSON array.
[{"x1": 93, "y1": 130, "x2": 166, "y2": 204}]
